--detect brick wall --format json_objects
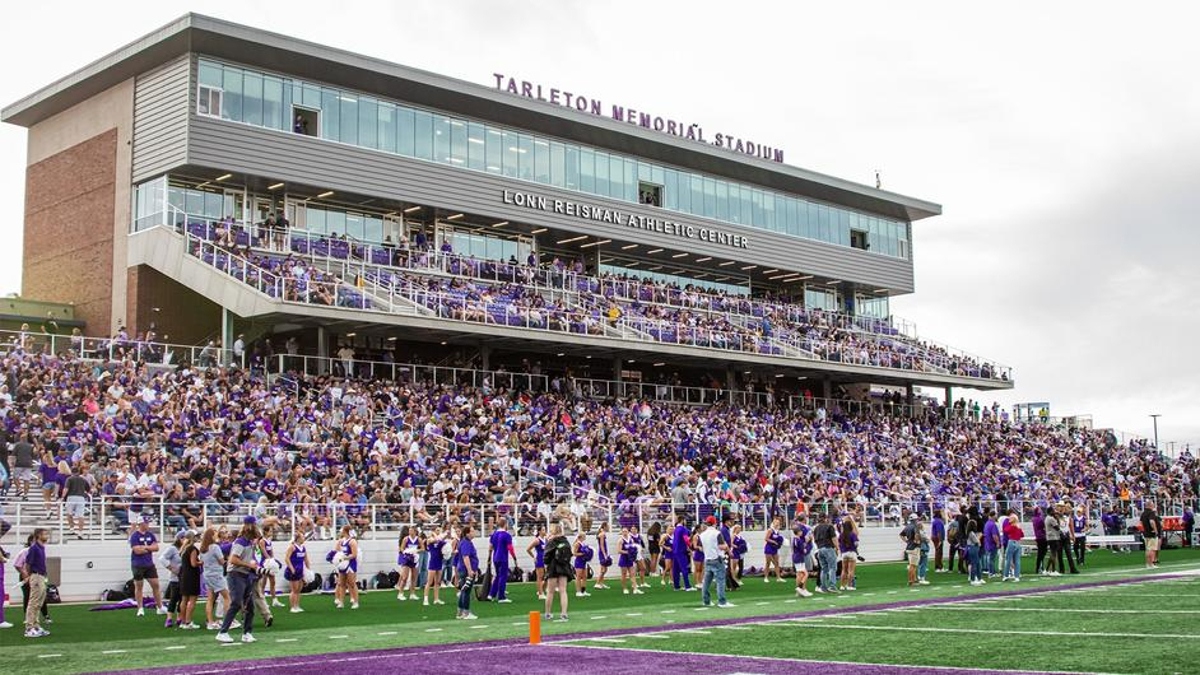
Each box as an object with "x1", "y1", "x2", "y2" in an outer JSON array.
[{"x1": 22, "y1": 129, "x2": 118, "y2": 331}]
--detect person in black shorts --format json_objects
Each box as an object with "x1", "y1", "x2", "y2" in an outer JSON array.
[{"x1": 129, "y1": 517, "x2": 164, "y2": 616}]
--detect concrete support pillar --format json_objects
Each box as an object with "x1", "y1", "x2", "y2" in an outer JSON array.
[
  {"x1": 726, "y1": 366, "x2": 737, "y2": 404},
  {"x1": 906, "y1": 382, "x2": 915, "y2": 407},
  {"x1": 822, "y1": 378, "x2": 833, "y2": 401},
  {"x1": 316, "y1": 326, "x2": 329, "y2": 375},
  {"x1": 220, "y1": 308, "x2": 235, "y2": 366},
  {"x1": 945, "y1": 386, "x2": 953, "y2": 420},
  {"x1": 480, "y1": 344, "x2": 492, "y2": 371}
]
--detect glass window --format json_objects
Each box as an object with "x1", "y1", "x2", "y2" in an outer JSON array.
[
  {"x1": 449, "y1": 119, "x2": 467, "y2": 166},
  {"x1": 397, "y1": 106, "x2": 415, "y2": 156},
  {"x1": 222, "y1": 68, "x2": 243, "y2": 121},
  {"x1": 302, "y1": 84, "x2": 321, "y2": 109},
  {"x1": 433, "y1": 115, "x2": 451, "y2": 163},
  {"x1": 339, "y1": 94, "x2": 358, "y2": 145},
  {"x1": 307, "y1": 208, "x2": 326, "y2": 235},
  {"x1": 199, "y1": 62, "x2": 222, "y2": 88},
  {"x1": 579, "y1": 148, "x2": 595, "y2": 192},
  {"x1": 413, "y1": 109, "x2": 433, "y2": 160},
  {"x1": 262, "y1": 76, "x2": 283, "y2": 130},
  {"x1": 595, "y1": 152, "x2": 609, "y2": 197},
  {"x1": 610, "y1": 155, "x2": 624, "y2": 199},
  {"x1": 485, "y1": 127, "x2": 502, "y2": 174},
  {"x1": 549, "y1": 141, "x2": 565, "y2": 188},
  {"x1": 378, "y1": 102, "x2": 396, "y2": 153},
  {"x1": 358, "y1": 97, "x2": 378, "y2": 150},
  {"x1": 534, "y1": 139, "x2": 550, "y2": 184},
  {"x1": 320, "y1": 89, "x2": 340, "y2": 140},
  {"x1": 501, "y1": 130, "x2": 519, "y2": 178},
  {"x1": 563, "y1": 144, "x2": 579, "y2": 189},
  {"x1": 242, "y1": 72, "x2": 263, "y2": 126},
  {"x1": 703, "y1": 177, "x2": 717, "y2": 218},
  {"x1": 518, "y1": 134, "x2": 535, "y2": 181},
  {"x1": 467, "y1": 122, "x2": 486, "y2": 171},
  {"x1": 715, "y1": 181, "x2": 729, "y2": 221},
  {"x1": 325, "y1": 210, "x2": 346, "y2": 237},
  {"x1": 344, "y1": 213, "x2": 364, "y2": 241}
]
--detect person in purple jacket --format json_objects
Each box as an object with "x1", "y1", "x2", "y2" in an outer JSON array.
[
  {"x1": 670, "y1": 516, "x2": 694, "y2": 591},
  {"x1": 487, "y1": 521, "x2": 516, "y2": 603},
  {"x1": 455, "y1": 524, "x2": 479, "y2": 620},
  {"x1": 1032, "y1": 506, "x2": 1048, "y2": 574},
  {"x1": 931, "y1": 509, "x2": 946, "y2": 572},
  {"x1": 982, "y1": 510, "x2": 1001, "y2": 578}
]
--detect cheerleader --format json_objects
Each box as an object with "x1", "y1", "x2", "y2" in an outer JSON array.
[
  {"x1": 423, "y1": 527, "x2": 447, "y2": 606},
  {"x1": 631, "y1": 525, "x2": 650, "y2": 588},
  {"x1": 526, "y1": 525, "x2": 547, "y2": 600},
  {"x1": 730, "y1": 524, "x2": 748, "y2": 581},
  {"x1": 250, "y1": 533, "x2": 276, "y2": 628},
  {"x1": 594, "y1": 522, "x2": 612, "y2": 590},
  {"x1": 261, "y1": 524, "x2": 284, "y2": 608},
  {"x1": 658, "y1": 527, "x2": 673, "y2": 586},
  {"x1": 691, "y1": 523, "x2": 705, "y2": 583},
  {"x1": 396, "y1": 526, "x2": 422, "y2": 601},
  {"x1": 791, "y1": 518, "x2": 814, "y2": 597},
  {"x1": 333, "y1": 525, "x2": 359, "y2": 609},
  {"x1": 763, "y1": 516, "x2": 785, "y2": 582},
  {"x1": 617, "y1": 527, "x2": 643, "y2": 594},
  {"x1": 572, "y1": 533, "x2": 593, "y2": 597},
  {"x1": 283, "y1": 530, "x2": 310, "y2": 613}
]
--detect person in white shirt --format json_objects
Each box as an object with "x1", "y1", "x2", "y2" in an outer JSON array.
[{"x1": 697, "y1": 516, "x2": 734, "y2": 608}]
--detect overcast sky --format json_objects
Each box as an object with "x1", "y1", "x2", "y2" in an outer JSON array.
[{"x1": 1, "y1": 1, "x2": 1196, "y2": 449}]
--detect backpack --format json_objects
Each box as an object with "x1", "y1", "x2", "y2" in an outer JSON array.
[
  {"x1": 46, "y1": 584, "x2": 62, "y2": 604},
  {"x1": 302, "y1": 573, "x2": 322, "y2": 594},
  {"x1": 552, "y1": 539, "x2": 572, "y2": 568}
]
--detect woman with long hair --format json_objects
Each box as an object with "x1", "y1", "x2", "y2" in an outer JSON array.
[
  {"x1": 178, "y1": 530, "x2": 202, "y2": 628},
  {"x1": 543, "y1": 523, "x2": 571, "y2": 621},
  {"x1": 423, "y1": 527, "x2": 447, "y2": 606},
  {"x1": 594, "y1": 522, "x2": 612, "y2": 590},
  {"x1": 283, "y1": 529, "x2": 310, "y2": 613},
  {"x1": 691, "y1": 523, "x2": 705, "y2": 582},
  {"x1": 396, "y1": 526, "x2": 422, "y2": 601},
  {"x1": 658, "y1": 524, "x2": 673, "y2": 586},
  {"x1": 966, "y1": 519, "x2": 984, "y2": 586},
  {"x1": 260, "y1": 523, "x2": 283, "y2": 608},
  {"x1": 837, "y1": 517, "x2": 859, "y2": 591},
  {"x1": 334, "y1": 525, "x2": 360, "y2": 609},
  {"x1": 763, "y1": 516, "x2": 785, "y2": 582},
  {"x1": 631, "y1": 524, "x2": 649, "y2": 588},
  {"x1": 616, "y1": 527, "x2": 643, "y2": 595},
  {"x1": 526, "y1": 525, "x2": 547, "y2": 600},
  {"x1": 161, "y1": 530, "x2": 187, "y2": 628},
  {"x1": 731, "y1": 524, "x2": 748, "y2": 582},
  {"x1": 199, "y1": 528, "x2": 237, "y2": 630},
  {"x1": 646, "y1": 522, "x2": 662, "y2": 579},
  {"x1": 454, "y1": 524, "x2": 479, "y2": 620}
]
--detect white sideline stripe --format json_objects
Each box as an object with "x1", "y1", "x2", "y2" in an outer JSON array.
[
  {"x1": 675, "y1": 629, "x2": 712, "y2": 634},
  {"x1": 754, "y1": 602, "x2": 769, "y2": 606},
  {"x1": 470, "y1": 625, "x2": 490, "y2": 629},
  {"x1": 625, "y1": 612, "x2": 644, "y2": 617},
  {"x1": 1086, "y1": 594, "x2": 1200, "y2": 598},
  {"x1": 587, "y1": 637, "x2": 627, "y2": 643},
  {"x1": 716, "y1": 625, "x2": 754, "y2": 630},
  {"x1": 543, "y1": 643, "x2": 1125, "y2": 675},
  {"x1": 590, "y1": 616, "x2": 608, "y2": 621},
  {"x1": 511, "y1": 621, "x2": 527, "y2": 626},
  {"x1": 329, "y1": 634, "x2": 349, "y2": 639},
  {"x1": 164, "y1": 645, "x2": 187, "y2": 650},
  {"x1": 103, "y1": 650, "x2": 128, "y2": 654},
  {"x1": 38, "y1": 654, "x2": 63, "y2": 658},
  {"x1": 276, "y1": 638, "x2": 298, "y2": 643},
  {"x1": 425, "y1": 628, "x2": 443, "y2": 633},
  {"x1": 930, "y1": 606, "x2": 1200, "y2": 614},
  {"x1": 190, "y1": 643, "x2": 512, "y2": 674},
  {"x1": 792, "y1": 623, "x2": 1200, "y2": 640},
  {"x1": 661, "y1": 609, "x2": 677, "y2": 614},
  {"x1": 632, "y1": 633, "x2": 671, "y2": 639},
  {"x1": 377, "y1": 631, "x2": 398, "y2": 636}
]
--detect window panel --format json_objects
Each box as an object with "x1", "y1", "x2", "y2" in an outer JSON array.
[
  {"x1": 450, "y1": 118, "x2": 467, "y2": 166},
  {"x1": 433, "y1": 115, "x2": 451, "y2": 163},
  {"x1": 413, "y1": 109, "x2": 433, "y2": 160},
  {"x1": 320, "y1": 89, "x2": 340, "y2": 140},
  {"x1": 534, "y1": 138, "x2": 550, "y2": 184},
  {"x1": 397, "y1": 106, "x2": 415, "y2": 156},
  {"x1": 595, "y1": 152, "x2": 609, "y2": 196},
  {"x1": 222, "y1": 68, "x2": 243, "y2": 121},
  {"x1": 262, "y1": 76, "x2": 283, "y2": 130},
  {"x1": 502, "y1": 130, "x2": 519, "y2": 178},
  {"x1": 579, "y1": 147, "x2": 595, "y2": 192},
  {"x1": 549, "y1": 141, "x2": 565, "y2": 188},
  {"x1": 339, "y1": 94, "x2": 358, "y2": 145},
  {"x1": 242, "y1": 72, "x2": 263, "y2": 126},
  {"x1": 563, "y1": 144, "x2": 579, "y2": 189},
  {"x1": 485, "y1": 127, "x2": 502, "y2": 174},
  {"x1": 467, "y1": 122, "x2": 486, "y2": 171},
  {"x1": 358, "y1": 98, "x2": 378, "y2": 150},
  {"x1": 518, "y1": 134, "x2": 535, "y2": 180},
  {"x1": 199, "y1": 62, "x2": 222, "y2": 88},
  {"x1": 378, "y1": 102, "x2": 396, "y2": 153}
]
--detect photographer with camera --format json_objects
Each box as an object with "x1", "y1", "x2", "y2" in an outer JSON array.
[{"x1": 697, "y1": 516, "x2": 734, "y2": 608}]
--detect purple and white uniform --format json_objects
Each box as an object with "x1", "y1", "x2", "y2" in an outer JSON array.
[
  {"x1": 617, "y1": 535, "x2": 635, "y2": 568},
  {"x1": 398, "y1": 535, "x2": 420, "y2": 568},
  {"x1": 284, "y1": 542, "x2": 307, "y2": 581},
  {"x1": 533, "y1": 536, "x2": 546, "y2": 569}
]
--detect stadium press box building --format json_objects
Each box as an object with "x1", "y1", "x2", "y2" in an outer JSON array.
[{"x1": 2, "y1": 13, "x2": 1011, "y2": 397}]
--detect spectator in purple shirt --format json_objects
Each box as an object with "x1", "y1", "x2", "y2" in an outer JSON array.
[
  {"x1": 129, "y1": 516, "x2": 164, "y2": 617},
  {"x1": 22, "y1": 528, "x2": 49, "y2": 638},
  {"x1": 982, "y1": 510, "x2": 1001, "y2": 578},
  {"x1": 487, "y1": 522, "x2": 516, "y2": 603}
]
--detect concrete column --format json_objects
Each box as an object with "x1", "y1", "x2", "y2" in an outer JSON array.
[
  {"x1": 480, "y1": 344, "x2": 492, "y2": 371},
  {"x1": 726, "y1": 366, "x2": 737, "y2": 404},
  {"x1": 221, "y1": 308, "x2": 235, "y2": 366},
  {"x1": 906, "y1": 383, "x2": 915, "y2": 406},
  {"x1": 822, "y1": 378, "x2": 833, "y2": 401},
  {"x1": 944, "y1": 386, "x2": 953, "y2": 420},
  {"x1": 613, "y1": 357, "x2": 624, "y2": 398},
  {"x1": 316, "y1": 326, "x2": 329, "y2": 375}
]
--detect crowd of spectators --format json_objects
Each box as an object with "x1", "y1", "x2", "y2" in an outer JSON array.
[
  {"x1": 180, "y1": 222, "x2": 1009, "y2": 381},
  {"x1": 0, "y1": 333, "x2": 1192, "y2": 547}
]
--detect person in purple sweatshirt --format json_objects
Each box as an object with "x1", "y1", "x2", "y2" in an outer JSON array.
[
  {"x1": 1032, "y1": 506, "x2": 1048, "y2": 574},
  {"x1": 670, "y1": 516, "x2": 695, "y2": 591},
  {"x1": 487, "y1": 521, "x2": 516, "y2": 603},
  {"x1": 982, "y1": 510, "x2": 1001, "y2": 578}
]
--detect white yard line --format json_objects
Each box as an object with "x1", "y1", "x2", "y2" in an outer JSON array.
[{"x1": 791, "y1": 623, "x2": 1200, "y2": 640}]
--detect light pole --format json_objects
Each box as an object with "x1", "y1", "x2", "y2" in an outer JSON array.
[{"x1": 1149, "y1": 413, "x2": 1161, "y2": 450}]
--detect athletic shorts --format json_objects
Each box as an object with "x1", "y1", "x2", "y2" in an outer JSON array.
[
  {"x1": 66, "y1": 496, "x2": 87, "y2": 518},
  {"x1": 132, "y1": 565, "x2": 159, "y2": 581},
  {"x1": 906, "y1": 549, "x2": 921, "y2": 566},
  {"x1": 14, "y1": 467, "x2": 36, "y2": 482},
  {"x1": 840, "y1": 551, "x2": 857, "y2": 561},
  {"x1": 1145, "y1": 537, "x2": 1161, "y2": 552}
]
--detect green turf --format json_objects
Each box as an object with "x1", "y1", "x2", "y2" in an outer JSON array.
[{"x1": 1, "y1": 549, "x2": 1197, "y2": 675}]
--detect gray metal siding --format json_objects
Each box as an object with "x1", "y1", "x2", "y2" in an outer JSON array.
[
  {"x1": 132, "y1": 54, "x2": 190, "y2": 182},
  {"x1": 186, "y1": 117, "x2": 915, "y2": 292}
]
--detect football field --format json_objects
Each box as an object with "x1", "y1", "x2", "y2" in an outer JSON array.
[{"x1": 2, "y1": 550, "x2": 1198, "y2": 675}]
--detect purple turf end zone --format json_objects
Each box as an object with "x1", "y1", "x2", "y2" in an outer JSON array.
[{"x1": 112, "y1": 574, "x2": 1185, "y2": 675}]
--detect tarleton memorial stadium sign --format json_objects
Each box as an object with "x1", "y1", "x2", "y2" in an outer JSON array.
[
  {"x1": 501, "y1": 189, "x2": 750, "y2": 250},
  {"x1": 492, "y1": 74, "x2": 784, "y2": 164}
]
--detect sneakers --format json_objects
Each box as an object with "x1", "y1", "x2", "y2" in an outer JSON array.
[
  {"x1": 164, "y1": 619, "x2": 175, "y2": 628},
  {"x1": 557, "y1": 614, "x2": 568, "y2": 622},
  {"x1": 350, "y1": 602, "x2": 359, "y2": 610},
  {"x1": 229, "y1": 620, "x2": 242, "y2": 629},
  {"x1": 814, "y1": 586, "x2": 825, "y2": 594},
  {"x1": 264, "y1": 615, "x2": 274, "y2": 628},
  {"x1": 461, "y1": 612, "x2": 478, "y2": 620},
  {"x1": 156, "y1": 605, "x2": 168, "y2": 615},
  {"x1": 409, "y1": 594, "x2": 420, "y2": 601},
  {"x1": 684, "y1": 587, "x2": 697, "y2": 592},
  {"x1": 137, "y1": 608, "x2": 146, "y2": 617},
  {"x1": 290, "y1": 607, "x2": 304, "y2": 613},
  {"x1": 423, "y1": 599, "x2": 430, "y2": 606},
  {"x1": 180, "y1": 622, "x2": 200, "y2": 630},
  {"x1": 918, "y1": 579, "x2": 930, "y2": 585},
  {"x1": 633, "y1": 589, "x2": 645, "y2": 595},
  {"x1": 847, "y1": 586, "x2": 856, "y2": 591},
  {"x1": 0, "y1": 621, "x2": 13, "y2": 629},
  {"x1": 207, "y1": 621, "x2": 221, "y2": 630},
  {"x1": 215, "y1": 632, "x2": 234, "y2": 643},
  {"x1": 25, "y1": 627, "x2": 49, "y2": 638},
  {"x1": 797, "y1": 588, "x2": 813, "y2": 597},
  {"x1": 623, "y1": 589, "x2": 630, "y2": 595},
  {"x1": 496, "y1": 598, "x2": 512, "y2": 604},
  {"x1": 241, "y1": 633, "x2": 257, "y2": 643},
  {"x1": 433, "y1": 599, "x2": 446, "y2": 605},
  {"x1": 334, "y1": 600, "x2": 344, "y2": 609},
  {"x1": 272, "y1": 600, "x2": 285, "y2": 607},
  {"x1": 717, "y1": 602, "x2": 735, "y2": 608}
]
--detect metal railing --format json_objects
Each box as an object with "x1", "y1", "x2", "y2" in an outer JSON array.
[
  {"x1": 2, "y1": 496, "x2": 1191, "y2": 546},
  {"x1": 0, "y1": 327, "x2": 234, "y2": 368}
]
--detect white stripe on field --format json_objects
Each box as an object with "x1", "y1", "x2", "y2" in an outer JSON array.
[
  {"x1": 791, "y1": 623, "x2": 1200, "y2": 640},
  {"x1": 277, "y1": 638, "x2": 298, "y2": 643},
  {"x1": 164, "y1": 645, "x2": 187, "y2": 650},
  {"x1": 37, "y1": 654, "x2": 63, "y2": 659},
  {"x1": 929, "y1": 606, "x2": 1200, "y2": 615},
  {"x1": 377, "y1": 631, "x2": 397, "y2": 636},
  {"x1": 102, "y1": 650, "x2": 128, "y2": 655},
  {"x1": 587, "y1": 637, "x2": 627, "y2": 643}
]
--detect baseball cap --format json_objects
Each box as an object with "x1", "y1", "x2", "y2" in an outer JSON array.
[
  {"x1": 176, "y1": 528, "x2": 196, "y2": 540},
  {"x1": 704, "y1": 515, "x2": 717, "y2": 525},
  {"x1": 243, "y1": 515, "x2": 257, "y2": 525}
]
